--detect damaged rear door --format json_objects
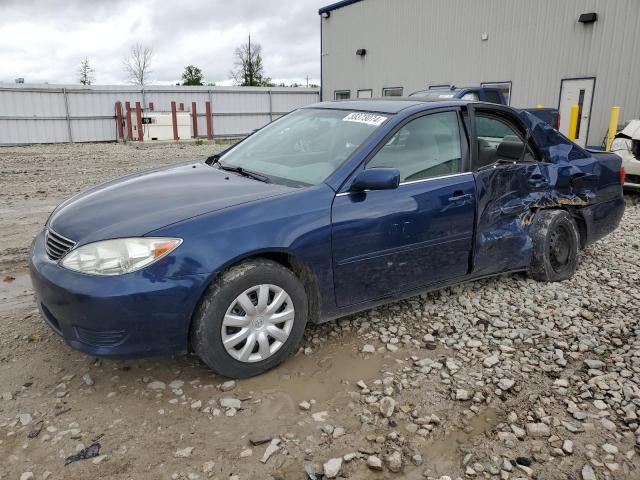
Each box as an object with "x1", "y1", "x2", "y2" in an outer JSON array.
[{"x1": 467, "y1": 106, "x2": 552, "y2": 276}]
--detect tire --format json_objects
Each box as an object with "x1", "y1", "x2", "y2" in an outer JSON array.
[
  {"x1": 192, "y1": 259, "x2": 308, "y2": 378},
  {"x1": 528, "y1": 209, "x2": 580, "y2": 282}
]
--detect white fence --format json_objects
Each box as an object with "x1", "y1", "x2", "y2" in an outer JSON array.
[{"x1": 0, "y1": 84, "x2": 320, "y2": 145}]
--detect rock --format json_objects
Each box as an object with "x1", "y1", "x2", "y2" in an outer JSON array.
[
  {"x1": 455, "y1": 389, "x2": 470, "y2": 401},
  {"x1": 563, "y1": 439, "x2": 574, "y2": 454},
  {"x1": 92, "y1": 455, "x2": 107, "y2": 464},
  {"x1": 17, "y1": 413, "x2": 32, "y2": 426},
  {"x1": 20, "y1": 473, "x2": 34, "y2": 480},
  {"x1": 367, "y1": 455, "x2": 383, "y2": 470},
  {"x1": 240, "y1": 448, "x2": 252, "y2": 458},
  {"x1": 202, "y1": 461, "x2": 216, "y2": 474},
  {"x1": 82, "y1": 373, "x2": 94, "y2": 386},
  {"x1": 191, "y1": 400, "x2": 202, "y2": 409},
  {"x1": 385, "y1": 451, "x2": 403, "y2": 473},
  {"x1": 602, "y1": 443, "x2": 618, "y2": 455},
  {"x1": 299, "y1": 400, "x2": 311, "y2": 411},
  {"x1": 581, "y1": 464, "x2": 597, "y2": 480},
  {"x1": 220, "y1": 398, "x2": 241, "y2": 409},
  {"x1": 1, "y1": 392, "x2": 12, "y2": 401},
  {"x1": 169, "y1": 380, "x2": 184, "y2": 389},
  {"x1": 584, "y1": 359, "x2": 605, "y2": 370},
  {"x1": 379, "y1": 396, "x2": 396, "y2": 417},
  {"x1": 593, "y1": 400, "x2": 608, "y2": 410},
  {"x1": 323, "y1": 457, "x2": 342, "y2": 478},
  {"x1": 497, "y1": 378, "x2": 516, "y2": 391},
  {"x1": 260, "y1": 438, "x2": 281, "y2": 464},
  {"x1": 333, "y1": 427, "x2": 345, "y2": 438},
  {"x1": 525, "y1": 423, "x2": 550, "y2": 437},
  {"x1": 362, "y1": 344, "x2": 375, "y2": 353},
  {"x1": 483, "y1": 354, "x2": 500, "y2": 368},
  {"x1": 147, "y1": 381, "x2": 166, "y2": 390},
  {"x1": 175, "y1": 447, "x2": 194, "y2": 458},
  {"x1": 220, "y1": 380, "x2": 236, "y2": 392},
  {"x1": 312, "y1": 411, "x2": 328, "y2": 422},
  {"x1": 601, "y1": 418, "x2": 616, "y2": 432},
  {"x1": 386, "y1": 344, "x2": 399, "y2": 352}
]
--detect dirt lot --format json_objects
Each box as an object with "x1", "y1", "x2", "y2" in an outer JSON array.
[{"x1": 1, "y1": 142, "x2": 639, "y2": 480}]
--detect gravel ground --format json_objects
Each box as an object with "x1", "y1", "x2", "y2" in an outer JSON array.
[{"x1": 1, "y1": 142, "x2": 639, "y2": 480}]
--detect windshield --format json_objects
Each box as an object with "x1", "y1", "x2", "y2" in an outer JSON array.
[{"x1": 218, "y1": 108, "x2": 389, "y2": 185}]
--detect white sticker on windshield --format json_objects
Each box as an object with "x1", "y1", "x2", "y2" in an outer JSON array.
[
  {"x1": 342, "y1": 112, "x2": 387, "y2": 126},
  {"x1": 438, "y1": 94, "x2": 455, "y2": 98}
]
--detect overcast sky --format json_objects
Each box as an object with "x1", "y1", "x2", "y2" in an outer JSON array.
[{"x1": 0, "y1": 0, "x2": 328, "y2": 86}]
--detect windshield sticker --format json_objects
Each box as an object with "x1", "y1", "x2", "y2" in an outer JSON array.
[
  {"x1": 438, "y1": 94, "x2": 455, "y2": 98},
  {"x1": 342, "y1": 112, "x2": 387, "y2": 126}
]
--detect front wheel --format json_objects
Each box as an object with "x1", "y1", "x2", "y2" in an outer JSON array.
[
  {"x1": 528, "y1": 209, "x2": 580, "y2": 282},
  {"x1": 192, "y1": 259, "x2": 308, "y2": 378}
]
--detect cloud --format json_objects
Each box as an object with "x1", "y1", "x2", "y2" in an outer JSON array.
[{"x1": 0, "y1": 0, "x2": 326, "y2": 85}]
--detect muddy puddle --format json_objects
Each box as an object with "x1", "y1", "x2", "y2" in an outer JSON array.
[
  {"x1": 421, "y1": 407, "x2": 501, "y2": 476},
  {"x1": 0, "y1": 271, "x2": 33, "y2": 314},
  {"x1": 243, "y1": 340, "x2": 401, "y2": 408}
]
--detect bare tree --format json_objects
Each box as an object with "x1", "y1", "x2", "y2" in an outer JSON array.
[
  {"x1": 122, "y1": 43, "x2": 154, "y2": 85},
  {"x1": 77, "y1": 58, "x2": 95, "y2": 85},
  {"x1": 230, "y1": 35, "x2": 273, "y2": 87}
]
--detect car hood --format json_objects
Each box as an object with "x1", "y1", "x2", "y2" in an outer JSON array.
[{"x1": 48, "y1": 161, "x2": 294, "y2": 244}]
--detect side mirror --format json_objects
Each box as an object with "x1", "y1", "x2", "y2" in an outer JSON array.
[{"x1": 351, "y1": 168, "x2": 400, "y2": 191}]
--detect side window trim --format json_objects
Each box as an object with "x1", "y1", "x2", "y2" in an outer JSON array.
[{"x1": 338, "y1": 107, "x2": 469, "y2": 193}]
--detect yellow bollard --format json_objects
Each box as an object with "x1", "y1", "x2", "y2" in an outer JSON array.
[
  {"x1": 536, "y1": 104, "x2": 544, "y2": 108},
  {"x1": 568, "y1": 104, "x2": 580, "y2": 141},
  {"x1": 606, "y1": 106, "x2": 620, "y2": 151}
]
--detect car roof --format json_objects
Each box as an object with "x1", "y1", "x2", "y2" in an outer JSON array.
[{"x1": 305, "y1": 98, "x2": 469, "y2": 114}]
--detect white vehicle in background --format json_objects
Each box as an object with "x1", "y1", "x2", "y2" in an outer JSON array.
[{"x1": 611, "y1": 120, "x2": 640, "y2": 190}]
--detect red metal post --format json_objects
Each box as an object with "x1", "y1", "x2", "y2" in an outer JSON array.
[
  {"x1": 179, "y1": 102, "x2": 184, "y2": 111},
  {"x1": 149, "y1": 101, "x2": 154, "y2": 111},
  {"x1": 115, "y1": 101, "x2": 125, "y2": 141},
  {"x1": 135, "y1": 101, "x2": 144, "y2": 142},
  {"x1": 205, "y1": 101, "x2": 213, "y2": 140},
  {"x1": 125, "y1": 101, "x2": 133, "y2": 141},
  {"x1": 171, "y1": 101, "x2": 179, "y2": 141},
  {"x1": 191, "y1": 102, "x2": 198, "y2": 138}
]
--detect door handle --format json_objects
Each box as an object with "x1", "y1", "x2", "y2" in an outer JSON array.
[{"x1": 447, "y1": 192, "x2": 473, "y2": 203}]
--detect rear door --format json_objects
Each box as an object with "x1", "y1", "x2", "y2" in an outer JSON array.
[
  {"x1": 467, "y1": 106, "x2": 551, "y2": 276},
  {"x1": 331, "y1": 109, "x2": 476, "y2": 307}
]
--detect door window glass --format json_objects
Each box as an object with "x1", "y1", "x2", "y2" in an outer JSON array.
[
  {"x1": 367, "y1": 111, "x2": 462, "y2": 182},
  {"x1": 334, "y1": 90, "x2": 350, "y2": 100},
  {"x1": 472, "y1": 114, "x2": 526, "y2": 169},
  {"x1": 357, "y1": 89, "x2": 373, "y2": 98}
]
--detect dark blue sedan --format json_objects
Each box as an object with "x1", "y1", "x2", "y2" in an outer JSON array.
[{"x1": 29, "y1": 99, "x2": 625, "y2": 378}]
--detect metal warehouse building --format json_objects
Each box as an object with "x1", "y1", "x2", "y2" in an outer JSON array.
[{"x1": 318, "y1": 0, "x2": 640, "y2": 148}]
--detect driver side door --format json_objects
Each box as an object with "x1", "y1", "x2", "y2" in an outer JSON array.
[{"x1": 331, "y1": 109, "x2": 476, "y2": 307}]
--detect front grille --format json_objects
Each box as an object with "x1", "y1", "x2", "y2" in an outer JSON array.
[{"x1": 45, "y1": 228, "x2": 76, "y2": 260}]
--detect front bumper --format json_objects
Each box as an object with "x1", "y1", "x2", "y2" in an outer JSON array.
[{"x1": 29, "y1": 230, "x2": 210, "y2": 358}]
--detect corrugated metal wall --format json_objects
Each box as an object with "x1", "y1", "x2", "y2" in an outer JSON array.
[
  {"x1": 0, "y1": 85, "x2": 320, "y2": 145},
  {"x1": 321, "y1": 0, "x2": 640, "y2": 146}
]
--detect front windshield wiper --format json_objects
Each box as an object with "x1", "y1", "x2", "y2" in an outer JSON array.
[{"x1": 217, "y1": 162, "x2": 271, "y2": 183}]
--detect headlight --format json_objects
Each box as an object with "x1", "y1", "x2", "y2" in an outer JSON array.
[{"x1": 60, "y1": 237, "x2": 182, "y2": 276}]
